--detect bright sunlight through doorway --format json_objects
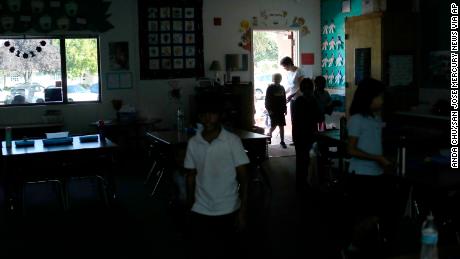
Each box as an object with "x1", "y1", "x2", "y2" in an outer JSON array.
[{"x1": 253, "y1": 30, "x2": 299, "y2": 155}]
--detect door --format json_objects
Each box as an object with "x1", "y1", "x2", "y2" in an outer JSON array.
[
  {"x1": 252, "y1": 30, "x2": 299, "y2": 144},
  {"x1": 345, "y1": 13, "x2": 383, "y2": 116}
]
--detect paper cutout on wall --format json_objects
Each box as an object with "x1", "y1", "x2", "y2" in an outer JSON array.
[
  {"x1": 336, "y1": 36, "x2": 343, "y2": 49},
  {"x1": 290, "y1": 16, "x2": 310, "y2": 36},
  {"x1": 328, "y1": 20, "x2": 336, "y2": 34},
  {"x1": 342, "y1": 0, "x2": 351, "y2": 13},
  {"x1": 321, "y1": 0, "x2": 361, "y2": 89},
  {"x1": 329, "y1": 37, "x2": 336, "y2": 50},
  {"x1": 336, "y1": 53, "x2": 343, "y2": 66},
  {"x1": 301, "y1": 53, "x2": 314, "y2": 65},
  {"x1": 0, "y1": 0, "x2": 113, "y2": 33},
  {"x1": 328, "y1": 54, "x2": 334, "y2": 67},
  {"x1": 322, "y1": 39, "x2": 328, "y2": 50},
  {"x1": 260, "y1": 10, "x2": 288, "y2": 26},
  {"x1": 238, "y1": 9, "x2": 311, "y2": 51},
  {"x1": 238, "y1": 20, "x2": 251, "y2": 51},
  {"x1": 322, "y1": 20, "x2": 336, "y2": 35}
]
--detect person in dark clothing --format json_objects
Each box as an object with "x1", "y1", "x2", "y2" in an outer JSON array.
[
  {"x1": 280, "y1": 56, "x2": 305, "y2": 146},
  {"x1": 265, "y1": 73, "x2": 287, "y2": 148},
  {"x1": 314, "y1": 76, "x2": 332, "y2": 117},
  {"x1": 293, "y1": 78, "x2": 322, "y2": 191}
]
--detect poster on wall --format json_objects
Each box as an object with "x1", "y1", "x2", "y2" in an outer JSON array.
[
  {"x1": 389, "y1": 55, "x2": 413, "y2": 87},
  {"x1": 109, "y1": 42, "x2": 130, "y2": 71},
  {"x1": 321, "y1": 0, "x2": 361, "y2": 90},
  {"x1": 138, "y1": 0, "x2": 204, "y2": 79},
  {"x1": 355, "y1": 48, "x2": 371, "y2": 85},
  {"x1": 427, "y1": 51, "x2": 450, "y2": 88}
]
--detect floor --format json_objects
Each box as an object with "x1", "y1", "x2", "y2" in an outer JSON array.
[
  {"x1": 1, "y1": 150, "x2": 429, "y2": 258},
  {"x1": 268, "y1": 129, "x2": 296, "y2": 157}
]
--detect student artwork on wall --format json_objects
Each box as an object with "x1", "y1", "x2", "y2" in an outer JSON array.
[
  {"x1": 109, "y1": 42, "x2": 129, "y2": 71},
  {"x1": 0, "y1": 0, "x2": 113, "y2": 33},
  {"x1": 138, "y1": 0, "x2": 204, "y2": 79},
  {"x1": 237, "y1": 11, "x2": 310, "y2": 51},
  {"x1": 106, "y1": 72, "x2": 133, "y2": 90},
  {"x1": 321, "y1": 0, "x2": 362, "y2": 113},
  {"x1": 321, "y1": 0, "x2": 362, "y2": 90}
]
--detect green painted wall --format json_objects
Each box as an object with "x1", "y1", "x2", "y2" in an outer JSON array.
[{"x1": 321, "y1": 0, "x2": 361, "y2": 111}]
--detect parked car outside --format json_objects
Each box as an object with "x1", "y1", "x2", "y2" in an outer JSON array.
[
  {"x1": 89, "y1": 83, "x2": 99, "y2": 94},
  {"x1": 5, "y1": 83, "x2": 45, "y2": 104},
  {"x1": 67, "y1": 84, "x2": 98, "y2": 102},
  {"x1": 254, "y1": 73, "x2": 273, "y2": 100},
  {"x1": 0, "y1": 88, "x2": 9, "y2": 104}
]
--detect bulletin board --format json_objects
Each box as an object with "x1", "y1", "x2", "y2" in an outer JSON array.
[
  {"x1": 138, "y1": 0, "x2": 204, "y2": 80},
  {"x1": 320, "y1": 0, "x2": 362, "y2": 89},
  {"x1": 388, "y1": 54, "x2": 414, "y2": 87}
]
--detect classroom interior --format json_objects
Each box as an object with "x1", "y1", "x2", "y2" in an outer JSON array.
[{"x1": 0, "y1": 0, "x2": 456, "y2": 258}]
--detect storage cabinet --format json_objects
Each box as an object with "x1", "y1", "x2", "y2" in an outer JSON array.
[{"x1": 345, "y1": 12, "x2": 419, "y2": 116}]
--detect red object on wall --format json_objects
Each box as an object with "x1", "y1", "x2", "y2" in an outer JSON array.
[
  {"x1": 213, "y1": 17, "x2": 222, "y2": 26},
  {"x1": 301, "y1": 53, "x2": 314, "y2": 65}
]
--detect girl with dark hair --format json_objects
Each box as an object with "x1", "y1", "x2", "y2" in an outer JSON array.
[
  {"x1": 346, "y1": 78, "x2": 394, "y2": 255},
  {"x1": 348, "y1": 78, "x2": 390, "y2": 174},
  {"x1": 293, "y1": 78, "x2": 322, "y2": 191}
]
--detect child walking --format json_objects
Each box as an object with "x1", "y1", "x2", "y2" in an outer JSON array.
[
  {"x1": 265, "y1": 73, "x2": 287, "y2": 148},
  {"x1": 184, "y1": 93, "x2": 250, "y2": 258}
]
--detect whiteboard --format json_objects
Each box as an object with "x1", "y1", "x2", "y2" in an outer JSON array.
[{"x1": 389, "y1": 55, "x2": 413, "y2": 87}]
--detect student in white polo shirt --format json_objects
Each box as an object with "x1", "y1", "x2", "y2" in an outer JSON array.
[{"x1": 184, "y1": 94, "x2": 250, "y2": 258}]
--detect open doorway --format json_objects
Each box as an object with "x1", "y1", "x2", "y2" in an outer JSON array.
[{"x1": 252, "y1": 30, "x2": 299, "y2": 156}]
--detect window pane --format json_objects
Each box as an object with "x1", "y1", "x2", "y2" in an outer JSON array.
[
  {"x1": 0, "y1": 39, "x2": 62, "y2": 105},
  {"x1": 65, "y1": 38, "x2": 100, "y2": 102}
]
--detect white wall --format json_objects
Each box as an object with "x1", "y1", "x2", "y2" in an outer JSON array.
[
  {"x1": 0, "y1": 0, "x2": 321, "y2": 133},
  {"x1": 138, "y1": 0, "x2": 321, "y2": 128}
]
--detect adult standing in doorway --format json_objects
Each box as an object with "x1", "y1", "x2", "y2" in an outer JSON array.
[{"x1": 280, "y1": 56, "x2": 305, "y2": 145}]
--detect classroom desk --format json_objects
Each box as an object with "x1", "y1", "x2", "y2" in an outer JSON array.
[
  {"x1": 144, "y1": 129, "x2": 269, "y2": 197},
  {"x1": 146, "y1": 128, "x2": 270, "y2": 160},
  {"x1": 1, "y1": 135, "x2": 117, "y2": 189},
  {"x1": 315, "y1": 129, "x2": 342, "y2": 143},
  {"x1": 0, "y1": 123, "x2": 64, "y2": 139},
  {"x1": 90, "y1": 118, "x2": 162, "y2": 154},
  {"x1": 1, "y1": 135, "x2": 116, "y2": 158},
  {"x1": 314, "y1": 129, "x2": 348, "y2": 176}
]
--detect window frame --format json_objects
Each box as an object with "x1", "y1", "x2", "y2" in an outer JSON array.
[{"x1": 0, "y1": 35, "x2": 102, "y2": 107}]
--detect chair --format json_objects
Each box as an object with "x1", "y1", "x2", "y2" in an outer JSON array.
[
  {"x1": 20, "y1": 180, "x2": 67, "y2": 256},
  {"x1": 66, "y1": 176, "x2": 110, "y2": 211},
  {"x1": 22, "y1": 180, "x2": 65, "y2": 217},
  {"x1": 144, "y1": 143, "x2": 167, "y2": 197},
  {"x1": 0, "y1": 184, "x2": 6, "y2": 228},
  {"x1": 247, "y1": 151, "x2": 272, "y2": 217}
]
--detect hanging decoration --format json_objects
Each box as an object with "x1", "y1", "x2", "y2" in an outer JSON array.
[
  {"x1": 3, "y1": 39, "x2": 47, "y2": 59},
  {"x1": 0, "y1": 0, "x2": 113, "y2": 33},
  {"x1": 289, "y1": 16, "x2": 310, "y2": 36},
  {"x1": 237, "y1": 10, "x2": 311, "y2": 51},
  {"x1": 238, "y1": 20, "x2": 251, "y2": 51},
  {"x1": 260, "y1": 10, "x2": 288, "y2": 26}
]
